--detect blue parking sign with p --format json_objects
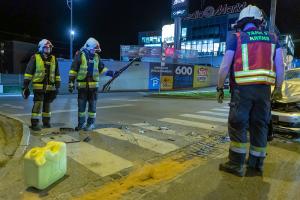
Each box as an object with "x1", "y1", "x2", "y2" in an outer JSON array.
[{"x1": 149, "y1": 76, "x2": 160, "y2": 90}]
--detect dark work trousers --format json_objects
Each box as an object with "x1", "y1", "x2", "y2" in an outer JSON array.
[
  {"x1": 77, "y1": 88, "x2": 98, "y2": 126},
  {"x1": 31, "y1": 90, "x2": 56, "y2": 126},
  {"x1": 228, "y1": 85, "x2": 271, "y2": 165}
]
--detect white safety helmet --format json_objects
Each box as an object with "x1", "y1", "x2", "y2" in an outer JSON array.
[
  {"x1": 83, "y1": 37, "x2": 101, "y2": 53},
  {"x1": 234, "y1": 5, "x2": 264, "y2": 28},
  {"x1": 38, "y1": 39, "x2": 53, "y2": 53}
]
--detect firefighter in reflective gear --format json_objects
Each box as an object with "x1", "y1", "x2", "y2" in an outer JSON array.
[
  {"x1": 217, "y1": 5, "x2": 284, "y2": 176},
  {"x1": 23, "y1": 39, "x2": 61, "y2": 131},
  {"x1": 69, "y1": 37, "x2": 115, "y2": 131}
]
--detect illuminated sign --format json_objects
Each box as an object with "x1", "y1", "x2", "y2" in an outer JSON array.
[
  {"x1": 186, "y1": 2, "x2": 247, "y2": 20},
  {"x1": 172, "y1": 0, "x2": 188, "y2": 18},
  {"x1": 173, "y1": 0, "x2": 186, "y2": 6},
  {"x1": 162, "y1": 24, "x2": 175, "y2": 44}
]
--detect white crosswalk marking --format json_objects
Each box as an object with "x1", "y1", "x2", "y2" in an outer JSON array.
[
  {"x1": 158, "y1": 118, "x2": 227, "y2": 133},
  {"x1": 42, "y1": 136, "x2": 133, "y2": 177},
  {"x1": 197, "y1": 111, "x2": 229, "y2": 117},
  {"x1": 211, "y1": 108, "x2": 229, "y2": 112},
  {"x1": 95, "y1": 128, "x2": 179, "y2": 154},
  {"x1": 180, "y1": 114, "x2": 228, "y2": 123}
]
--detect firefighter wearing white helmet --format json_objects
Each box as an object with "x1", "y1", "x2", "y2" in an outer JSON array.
[
  {"x1": 233, "y1": 5, "x2": 264, "y2": 29},
  {"x1": 23, "y1": 39, "x2": 61, "y2": 131},
  {"x1": 69, "y1": 37, "x2": 117, "y2": 131},
  {"x1": 217, "y1": 5, "x2": 284, "y2": 176}
]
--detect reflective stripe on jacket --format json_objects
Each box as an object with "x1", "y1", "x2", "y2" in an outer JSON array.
[
  {"x1": 32, "y1": 54, "x2": 57, "y2": 90},
  {"x1": 77, "y1": 52, "x2": 100, "y2": 82}
]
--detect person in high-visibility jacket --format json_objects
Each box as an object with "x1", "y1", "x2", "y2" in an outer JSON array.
[
  {"x1": 69, "y1": 37, "x2": 116, "y2": 131},
  {"x1": 216, "y1": 5, "x2": 284, "y2": 176},
  {"x1": 23, "y1": 39, "x2": 61, "y2": 131}
]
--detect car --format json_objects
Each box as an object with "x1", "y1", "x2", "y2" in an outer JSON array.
[{"x1": 271, "y1": 68, "x2": 300, "y2": 135}]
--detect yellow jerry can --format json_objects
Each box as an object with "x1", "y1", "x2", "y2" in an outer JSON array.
[{"x1": 24, "y1": 141, "x2": 67, "y2": 190}]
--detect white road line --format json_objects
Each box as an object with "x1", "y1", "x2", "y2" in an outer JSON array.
[
  {"x1": 42, "y1": 136, "x2": 133, "y2": 177},
  {"x1": 12, "y1": 104, "x2": 134, "y2": 117},
  {"x1": 197, "y1": 111, "x2": 229, "y2": 117},
  {"x1": 0, "y1": 94, "x2": 23, "y2": 97},
  {"x1": 110, "y1": 98, "x2": 129, "y2": 101},
  {"x1": 2, "y1": 104, "x2": 24, "y2": 110},
  {"x1": 181, "y1": 114, "x2": 228, "y2": 123},
  {"x1": 95, "y1": 128, "x2": 179, "y2": 154},
  {"x1": 126, "y1": 99, "x2": 141, "y2": 102},
  {"x1": 158, "y1": 118, "x2": 227, "y2": 133},
  {"x1": 110, "y1": 99, "x2": 150, "y2": 102},
  {"x1": 211, "y1": 108, "x2": 229, "y2": 112},
  {"x1": 138, "y1": 92, "x2": 148, "y2": 95}
]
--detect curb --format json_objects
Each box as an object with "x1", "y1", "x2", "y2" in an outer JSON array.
[
  {"x1": 0, "y1": 112, "x2": 30, "y2": 159},
  {"x1": 146, "y1": 94, "x2": 230, "y2": 100}
]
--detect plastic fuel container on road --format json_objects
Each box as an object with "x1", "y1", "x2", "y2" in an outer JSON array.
[{"x1": 24, "y1": 141, "x2": 67, "y2": 190}]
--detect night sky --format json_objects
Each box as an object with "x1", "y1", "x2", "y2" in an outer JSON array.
[{"x1": 0, "y1": 0, "x2": 299, "y2": 59}]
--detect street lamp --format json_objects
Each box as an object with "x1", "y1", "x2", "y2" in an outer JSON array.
[{"x1": 67, "y1": 0, "x2": 73, "y2": 61}]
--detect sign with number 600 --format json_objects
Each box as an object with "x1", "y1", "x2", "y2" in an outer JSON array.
[{"x1": 175, "y1": 66, "x2": 193, "y2": 75}]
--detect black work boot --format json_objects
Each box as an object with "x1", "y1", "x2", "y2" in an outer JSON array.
[
  {"x1": 219, "y1": 161, "x2": 245, "y2": 177},
  {"x1": 75, "y1": 123, "x2": 86, "y2": 131},
  {"x1": 31, "y1": 119, "x2": 42, "y2": 131},
  {"x1": 31, "y1": 124, "x2": 42, "y2": 131},
  {"x1": 246, "y1": 155, "x2": 264, "y2": 176},
  {"x1": 43, "y1": 123, "x2": 51, "y2": 128},
  {"x1": 84, "y1": 123, "x2": 95, "y2": 131},
  {"x1": 220, "y1": 150, "x2": 246, "y2": 177},
  {"x1": 42, "y1": 118, "x2": 51, "y2": 128}
]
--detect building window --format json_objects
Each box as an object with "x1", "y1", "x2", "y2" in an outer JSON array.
[
  {"x1": 182, "y1": 28, "x2": 187, "y2": 38},
  {"x1": 220, "y1": 42, "x2": 226, "y2": 54},
  {"x1": 207, "y1": 40, "x2": 213, "y2": 53},
  {"x1": 196, "y1": 41, "x2": 202, "y2": 52}
]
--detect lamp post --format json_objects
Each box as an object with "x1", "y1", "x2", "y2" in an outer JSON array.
[
  {"x1": 67, "y1": 0, "x2": 74, "y2": 61},
  {"x1": 269, "y1": 0, "x2": 277, "y2": 33}
]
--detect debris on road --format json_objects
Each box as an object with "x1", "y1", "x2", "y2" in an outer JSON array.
[
  {"x1": 83, "y1": 136, "x2": 91, "y2": 143},
  {"x1": 159, "y1": 127, "x2": 169, "y2": 131},
  {"x1": 59, "y1": 128, "x2": 76, "y2": 132}
]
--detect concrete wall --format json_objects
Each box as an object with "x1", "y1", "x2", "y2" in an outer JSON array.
[
  {"x1": 57, "y1": 59, "x2": 150, "y2": 94},
  {"x1": 100, "y1": 60, "x2": 150, "y2": 91}
]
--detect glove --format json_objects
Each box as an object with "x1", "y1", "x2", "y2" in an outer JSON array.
[
  {"x1": 271, "y1": 86, "x2": 282, "y2": 101},
  {"x1": 22, "y1": 87, "x2": 30, "y2": 99},
  {"x1": 216, "y1": 87, "x2": 224, "y2": 104},
  {"x1": 69, "y1": 82, "x2": 75, "y2": 93},
  {"x1": 105, "y1": 70, "x2": 114, "y2": 77}
]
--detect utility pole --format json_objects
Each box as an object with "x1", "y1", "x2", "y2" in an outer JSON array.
[
  {"x1": 67, "y1": 0, "x2": 74, "y2": 61},
  {"x1": 269, "y1": 0, "x2": 277, "y2": 33}
]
